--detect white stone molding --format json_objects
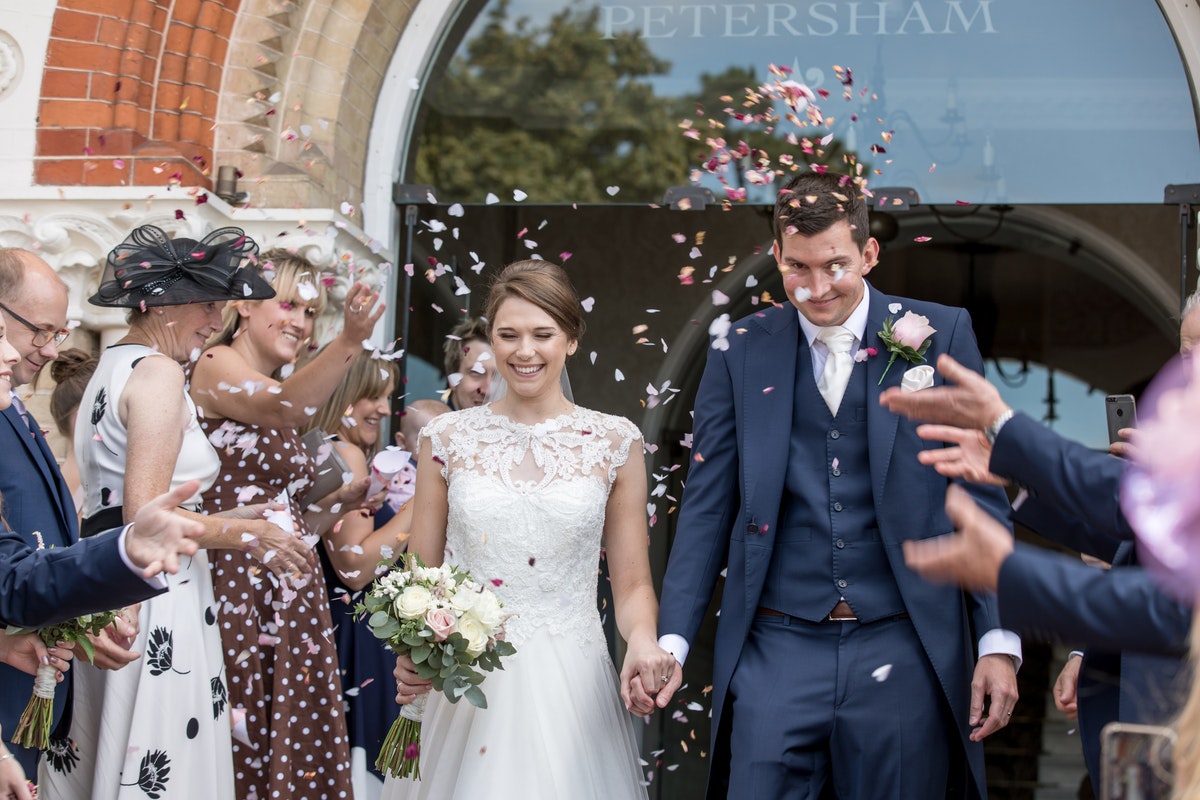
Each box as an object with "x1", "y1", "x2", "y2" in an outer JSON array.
[{"x1": 0, "y1": 192, "x2": 389, "y2": 348}]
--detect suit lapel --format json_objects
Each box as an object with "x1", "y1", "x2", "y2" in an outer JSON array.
[
  {"x1": 742, "y1": 306, "x2": 799, "y2": 519},
  {"x1": 865, "y1": 284, "x2": 904, "y2": 511},
  {"x1": 2, "y1": 405, "x2": 77, "y2": 542}
]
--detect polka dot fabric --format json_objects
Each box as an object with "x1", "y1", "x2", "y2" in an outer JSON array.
[{"x1": 201, "y1": 417, "x2": 352, "y2": 799}]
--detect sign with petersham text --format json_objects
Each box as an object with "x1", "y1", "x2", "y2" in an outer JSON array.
[{"x1": 600, "y1": 1, "x2": 998, "y2": 40}]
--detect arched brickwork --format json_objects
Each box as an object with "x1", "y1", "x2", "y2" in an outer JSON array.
[
  {"x1": 213, "y1": 0, "x2": 414, "y2": 215},
  {"x1": 35, "y1": 0, "x2": 242, "y2": 188}
]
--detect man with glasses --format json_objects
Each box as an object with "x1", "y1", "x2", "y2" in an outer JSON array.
[{"x1": 0, "y1": 249, "x2": 139, "y2": 774}]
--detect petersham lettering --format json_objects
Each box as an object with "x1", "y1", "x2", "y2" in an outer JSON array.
[{"x1": 599, "y1": 0, "x2": 996, "y2": 39}]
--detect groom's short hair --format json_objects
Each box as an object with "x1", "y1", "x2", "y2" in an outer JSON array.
[{"x1": 773, "y1": 172, "x2": 870, "y2": 251}]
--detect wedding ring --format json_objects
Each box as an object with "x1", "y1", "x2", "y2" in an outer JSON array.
[{"x1": 660, "y1": 675, "x2": 670, "y2": 683}]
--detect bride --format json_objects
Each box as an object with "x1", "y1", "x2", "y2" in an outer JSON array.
[{"x1": 383, "y1": 259, "x2": 680, "y2": 799}]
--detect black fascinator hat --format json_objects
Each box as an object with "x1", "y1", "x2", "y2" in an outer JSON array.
[{"x1": 90, "y1": 225, "x2": 276, "y2": 308}]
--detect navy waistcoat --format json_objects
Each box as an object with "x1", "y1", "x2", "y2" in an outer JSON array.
[{"x1": 759, "y1": 340, "x2": 906, "y2": 622}]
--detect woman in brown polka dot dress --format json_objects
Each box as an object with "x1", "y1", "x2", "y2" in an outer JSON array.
[{"x1": 190, "y1": 251, "x2": 384, "y2": 799}]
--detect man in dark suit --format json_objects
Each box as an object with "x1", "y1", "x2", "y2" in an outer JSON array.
[
  {"x1": 0, "y1": 248, "x2": 144, "y2": 773},
  {"x1": 881, "y1": 351, "x2": 1193, "y2": 789},
  {"x1": 657, "y1": 172, "x2": 1020, "y2": 799},
  {"x1": 0, "y1": 481, "x2": 207, "y2": 628}
]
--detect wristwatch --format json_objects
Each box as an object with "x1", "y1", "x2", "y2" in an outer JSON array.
[{"x1": 984, "y1": 408, "x2": 1014, "y2": 445}]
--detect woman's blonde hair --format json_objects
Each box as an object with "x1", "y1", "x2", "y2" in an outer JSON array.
[
  {"x1": 208, "y1": 249, "x2": 329, "y2": 348},
  {"x1": 303, "y1": 350, "x2": 397, "y2": 451}
]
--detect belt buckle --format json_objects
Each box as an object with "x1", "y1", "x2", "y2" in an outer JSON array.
[{"x1": 827, "y1": 600, "x2": 858, "y2": 622}]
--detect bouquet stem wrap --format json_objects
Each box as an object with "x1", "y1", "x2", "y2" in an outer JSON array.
[
  {"x1": 8, "y1": 609, "x2": 119, "y2": 751},
  {"x1": 378, "y1": 693, "x2": 428, "y2": 780},
  {"x1": 11, "y1": 663, "x2": 57, "y2": 749}
]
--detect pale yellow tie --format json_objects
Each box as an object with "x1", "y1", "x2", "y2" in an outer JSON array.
[{"x1": 816, "y1": 326, "x2": 856, "y2": 415}]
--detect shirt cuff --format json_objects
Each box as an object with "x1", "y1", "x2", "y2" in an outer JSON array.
[
  {"x1": 658, "y1": 633, "x2": 689, "y2": 667},
  {"x1": 117, "y1": 524, "x2": 169, "y2": 590},
  {"x1": 978, "y1": 628, "x2": 1023, "y2": 673}
]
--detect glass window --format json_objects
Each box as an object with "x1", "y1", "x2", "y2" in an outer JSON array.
[{"x1": 407, "y1": 0, "x2": 1200, "y2": 204}]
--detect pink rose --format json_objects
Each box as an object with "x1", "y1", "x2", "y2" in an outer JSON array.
[
  {"x1": 425, "y1": 607, "x2": 458, "y2": 642},
  {"x1": 891, "y1": 311, "x2": 936, "y2": 350}
]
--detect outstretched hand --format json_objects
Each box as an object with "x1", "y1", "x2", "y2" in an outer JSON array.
[
  {"x1": 902, "y1": 484, "x2": 1014, "y2": 592},
  {"x1": 880, "y1": 353, "x2": 1009, "y2": 431},
  {"x1": 915, "y1": 425, "x2": 1007, "y2": 486},
  {"x1": 126, "y1": 480, "x2": 205, "y2": 577}
]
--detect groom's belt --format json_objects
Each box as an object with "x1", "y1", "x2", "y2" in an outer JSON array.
[{"x1": 757, "y1": 601, "x2": 909, "y2": 624}]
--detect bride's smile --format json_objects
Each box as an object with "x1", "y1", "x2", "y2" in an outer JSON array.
[{"x1": 490, "y1": 295, "x2": 577, "y2": 415}]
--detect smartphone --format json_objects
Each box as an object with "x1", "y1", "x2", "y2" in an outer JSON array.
[
  {"x1": 1100, "y1": 722, "x2": 1174, "y2": 800},
  {"x1": 1106, "y1": 394, "x2": 1137, "y2": 446}
]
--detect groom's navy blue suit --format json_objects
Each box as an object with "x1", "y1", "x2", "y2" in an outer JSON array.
[
  {"x1": 990, "y1": 412, "x2": 1190, "y2": 785},
  {"x1": 660, "y1": 284, "x2": 1012, "y2": 799}
]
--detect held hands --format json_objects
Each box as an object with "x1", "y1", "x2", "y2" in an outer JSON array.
[
  {"x1": 969, "y1": 653, "x2": 1019, "y2": 742},
  {"x1": 619, "y1": 636, "x2": 682, "y2": 716},
  {"x1": 126, "y1": 479, "x2": 206, "y2": 577},
  {"x1": 0, "y1": 631, "x2": 74, "y2": 681},
  {"x1": 341, "y1": 282, "x2": 385, "y2": 343},
  {"x1": 393, "y1": 652, "x2": 433, "y2": 705}
]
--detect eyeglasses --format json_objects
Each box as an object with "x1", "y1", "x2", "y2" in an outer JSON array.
[{"x1": 0, "y1": 301, "x2": 70, "y2": 347}]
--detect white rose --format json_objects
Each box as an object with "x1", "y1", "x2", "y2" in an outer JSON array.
[
  {"x1": 470, "y1": 590, "x2": 504, "y2": 629},
  {"x1": 458, "y1": 613, "x2": 490, "y2": 658},
  {"x1": 395, "y1": 585, "x2": 433, "y2": 620},
  {"x1": 449, "y1": 587, "x2": 478, "y2": 615}
]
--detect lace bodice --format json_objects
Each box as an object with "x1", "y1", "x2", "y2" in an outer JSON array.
[{"x1": 424, "y1": 405, "x2": 640, "y2": 647}]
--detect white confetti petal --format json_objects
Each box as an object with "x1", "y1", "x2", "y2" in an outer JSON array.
[
  {"x1": 448, "y1": 203, "x2": 465, "y2": 217},
  {"x1": 888, "y1": 302, "x2": 902, "y2": 314},
  {"x1": 614, "y1": 368, "x2": 625, "y2": 381},
  {"x1": 485, "y1": 193, "x2": 499, "y2": 205},
  {"x1": 606, "y1": 185, "x2": 620, "y2": 196},
  {"x1": 581, "y1": 297, "x2": 595, "y2": 312},
  {"x1": 513, "y1": 189, "x2": 528, "y2": 202},
  {"x1": 794, "y1": 286, "x2": 812, "y2": 303},
  {"x1": 871, "y1": 664, "x2": 893, "y2": 682}
]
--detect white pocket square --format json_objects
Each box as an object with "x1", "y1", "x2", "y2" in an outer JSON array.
[{"x1": 901, "y1": 365, "x2": 935, "y2": 392}]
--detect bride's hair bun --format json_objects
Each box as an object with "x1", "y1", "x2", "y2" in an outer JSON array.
[{"x1": 485, "y1": 260, "x2": 585, "y2": 343}]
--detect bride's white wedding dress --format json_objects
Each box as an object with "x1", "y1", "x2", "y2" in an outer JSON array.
[{"x1": 382, "y1": 404, "x2": 649, "y2": 799}]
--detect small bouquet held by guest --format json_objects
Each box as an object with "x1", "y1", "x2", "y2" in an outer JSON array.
[
  {"x1": 357, "y1": 553, "x2": 515, "y2": 780},
  {"x1": 8, "y1": 610, "x2": 120, "y2": 749}
]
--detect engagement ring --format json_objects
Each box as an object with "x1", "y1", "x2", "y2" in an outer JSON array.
[{"x1": 660, "y1": 675, "x2": 669, "y2": 683}]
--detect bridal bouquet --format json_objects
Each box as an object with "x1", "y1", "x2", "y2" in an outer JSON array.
[
  {"x1": 358, "y1": 553, "x2": 515, "y2": 780},
  {"x1": 8, "y1": 610, "x2": 120, "y2": 749}
]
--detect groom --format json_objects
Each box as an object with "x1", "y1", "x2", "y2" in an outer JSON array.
[{"x1": 657, "y1": 172, "x2": 1020, "y2": 799}]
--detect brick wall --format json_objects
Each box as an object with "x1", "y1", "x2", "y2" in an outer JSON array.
[{"x1": 34, "y1": 0, "x2": 241, "y2": 188}]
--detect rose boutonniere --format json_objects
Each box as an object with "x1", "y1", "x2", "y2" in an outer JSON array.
[{"x1": 876, "y1": 310, "x2": 936, "y2": 385}]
